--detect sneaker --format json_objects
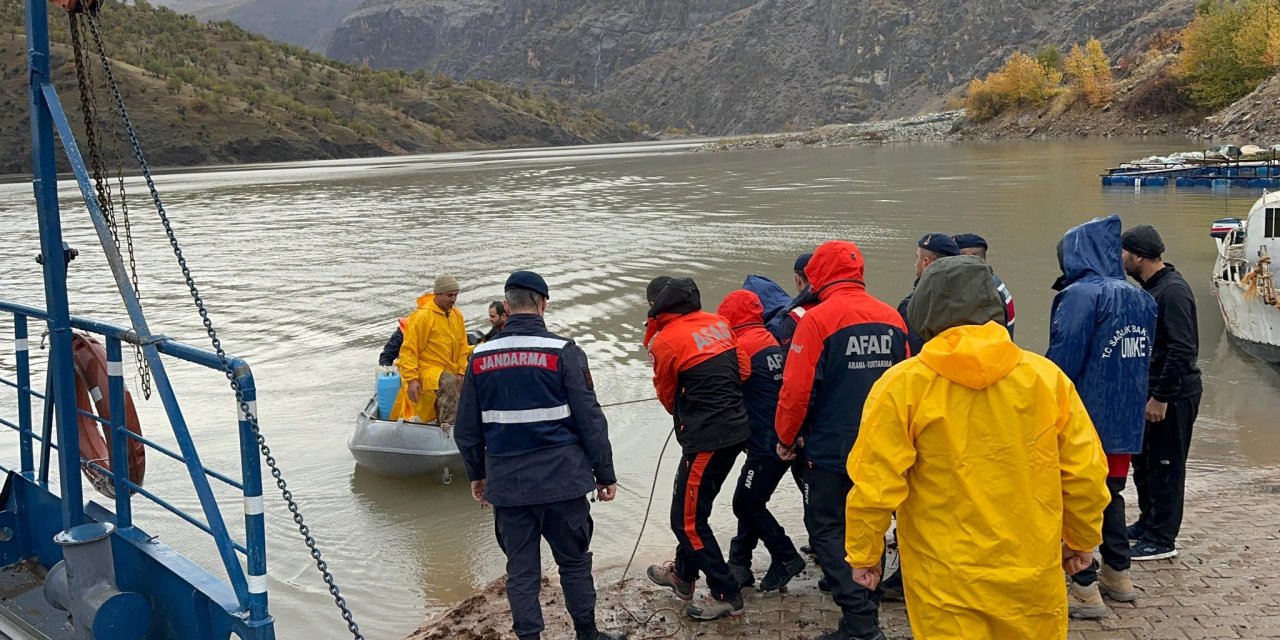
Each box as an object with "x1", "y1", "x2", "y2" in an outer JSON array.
[
  {"x1": 817, "y1": 577, "x2": 831, "y2": 593},
  {"x1": 1098, "y1": 566, "x2": 1138, "y2": 602},
  {"x1": 685, "y1": 593, "x2": 744, "y2": 621},
  {"x1": 576, "y1": 631, "x2": 627, "y2": 640},
  {"x1": 1068, "y1": 581, "x2": 1109, "y2": 619},
  {"x1": 1126, "y1": 522, "x2": 1147, "y2": 542},
  {"x1": 759, "y1": 556, "x2": 806, "y2": 592},
  {"x1": 728, "y1": 562, "x2": 755, "y2": 588},
  {"x1": 800, "y1": 544, "x2": 816, "y2": 556},
  {"x1": 1131, "y1": 540, "x2": 1177, "y2": 561},
  {"x1": 646, "y1": 563, "x2": 694, "y2": 601}
]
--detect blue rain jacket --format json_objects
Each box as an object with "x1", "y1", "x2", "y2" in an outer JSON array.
[
  {"x1": 743, "y1": 275, "x2": 793, "y2": 327},
  {"x1": 1047, "y1": 215, "x2": 1158, "y2": 454}
]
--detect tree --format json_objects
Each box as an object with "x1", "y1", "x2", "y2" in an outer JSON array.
[
  {"x1": 964, "y1": 51, "x2": 1063, "y2": 121},
  {"x1": 1064, "y1": 38, "x2": 1114, "y2": 106},
  {"x1": 1177, "y1": 0, "x2": 1272, "y2": 107}
]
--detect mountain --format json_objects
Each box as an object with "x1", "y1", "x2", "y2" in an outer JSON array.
[
  {"x1": 0, "y1": 1, "x2": 642, "y2": 175},
  {"x1": 192, "y1": 0, "x2": 363, "y2": 52},
  {"x1": 326, "y1": 0, "x2": 1199, "y2": 135}
]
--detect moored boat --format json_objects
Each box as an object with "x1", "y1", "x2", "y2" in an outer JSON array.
[{"x1": 1211, "y1": 200, "x2": 1280, "y2": 366}]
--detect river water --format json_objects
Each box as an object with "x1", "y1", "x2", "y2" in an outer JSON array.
[{"x1": 2, "y1": 138, "x2": 1279, "y2": 639}]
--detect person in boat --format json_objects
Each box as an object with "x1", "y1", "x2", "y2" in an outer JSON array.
[
  {"x1": 953, "y1": 232, "x2": 1017, "y2": 338},
  {"x1": 845, "y1": 254, "x2": 1111, "y2": 640},
  {"x1": 898, "y1": 233, "x2": 961, "y2": 355},
  {"x1": 716, "y1": 290, "x2": 806, "y2": 594},
  {"x1": 1047, "y1": 215, "x2": 1157, "y2": 618},
  {"x1": 377, "y1": 319, "x2": 408, "y2": 367},
  {"x1": 478, "y1": 300, "x2": 509, "y2": 343},
  {"x1": 390, "y1": 274, "x2": 470, "y2": 426},
  {"x1": 1121, "y1": 225, "x2": 1203, "y2": 562},
  {"x1": 767, "y1": 252, "x2": 820, "y2": 356},
  {"x1": 643, "y1": 276, "x2": 751, "y2": 621},
  {"x1": 775, "y1": 240, "x2": 909, "y2": 640},
  {"x1": 454, "y1": 270, "x2": 622, "y2": 640}
]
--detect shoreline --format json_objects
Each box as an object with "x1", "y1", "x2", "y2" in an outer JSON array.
[{"x1": 407, "y1": 466, "x2": 1280, "y2": 640}]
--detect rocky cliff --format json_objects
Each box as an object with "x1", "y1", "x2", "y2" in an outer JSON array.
[
  {"x1": 193, "y1": 0, "x2": 363, "y2": 52},
  {"x1": 327, "y1": 0, "x2": 1198, "y2": 134}
]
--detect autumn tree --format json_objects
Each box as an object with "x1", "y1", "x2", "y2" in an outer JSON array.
[{"x1": 1064, "y1": 38, "x2": 1115, "y2": 106}]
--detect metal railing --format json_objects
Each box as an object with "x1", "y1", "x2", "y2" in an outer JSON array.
[{"x1": 0, "y1": 300, "x2": 269, "y2": 626}]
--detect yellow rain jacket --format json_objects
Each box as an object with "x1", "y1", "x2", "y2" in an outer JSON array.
[
  {"x1": 391, "y1": 293, "x2": 470, "y2": 422},
  {"x1": 845, "y1": 321, "x2": 1110, "y2": 640}
]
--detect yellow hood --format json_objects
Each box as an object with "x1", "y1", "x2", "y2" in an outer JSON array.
[{"x1": 917, "y1": 321, "x2": 1022, "y2": 390}]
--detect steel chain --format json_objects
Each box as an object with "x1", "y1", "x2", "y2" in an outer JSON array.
[
  {"x1": 83, "y1": 14, "x2": 363, "y2": 639},
  {"x1": 70, "y1": 14, "x2": 152, "y2": 398}
]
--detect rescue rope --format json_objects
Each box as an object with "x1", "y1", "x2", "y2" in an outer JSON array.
[
  {"x1": 1241, "y1": 256, "x2": 1278, "y2": 306},
  {"x1": 82, "y1": 13, "x2": 363, "y2": 638},
  {"x1": 600, "y1": 396, "x2": 659, "y2": 409},
  {"x1": 614, "y1": 427, "x2": 683, "y2": 639}
]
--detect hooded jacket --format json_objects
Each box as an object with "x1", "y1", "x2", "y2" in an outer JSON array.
[
  {"x1": 846, "y1": 255, "x2": 1110, "y2": 640},
  {"x1": 769, "y1": 287, "x2": 820, "y2": 358},
  {"x1": 774, "y1": 241, "x2": 909, "y2": 474},
  {"x1": 742, "y1": 275, "x2": 793, "y2": 327},
  {"x1": 1047, "y1": 216, "x2": 1157, "y2": 454},
  {"x1": 718, "y1": 290, "x2": 786, "y2": 458},
  {"x1": 391, "y1": 293, "x2": 470, "y2": 421},
  {"x1": 645, "y1": 278, "x2": 751, "y2": 453}
]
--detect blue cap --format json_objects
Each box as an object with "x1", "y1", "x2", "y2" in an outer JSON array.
[
  {"x1": 793, "y1": 252, "x2": 813, "y2": 273},
  {"x1": 952, "y1": 233, "x2": 988, "y2": 251},
  {"x1": 917, "y1": 233, "x2": 960, "y2": 257},
  {"x1": 505, "y1": 270, "x2": 550, "y2": 299}
]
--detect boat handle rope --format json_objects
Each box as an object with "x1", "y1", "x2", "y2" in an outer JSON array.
[{"x1": 83, "y1": 14, "x2": 363, "y2": 639}]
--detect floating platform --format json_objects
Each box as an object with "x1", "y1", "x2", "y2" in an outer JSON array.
[{"x1": 1102, "y1": 160, "x2": 1280, "y2": 189}]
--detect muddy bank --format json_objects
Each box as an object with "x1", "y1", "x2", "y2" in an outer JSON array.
[{"x1": 407, "y1": 468, "x2": 1280, "y2": 640}]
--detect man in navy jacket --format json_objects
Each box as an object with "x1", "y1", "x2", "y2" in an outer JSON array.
[
  {"x1": 455, "y1": 270, "x2": 621, "y2": 640},
  {"x1": 1048, "y1": 215, "x2": 1157, "y2": 618}
]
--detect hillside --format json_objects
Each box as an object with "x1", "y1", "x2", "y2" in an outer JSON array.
[
  {"x1": 0, "y1": 1, "x2": 642, "y2": 175},
  {"x1": 324, "y1": 0, "x2": 1199, "y2": 135},
  {"x1": 192, "y1": 0, "x2": 361, "y2": 52}
]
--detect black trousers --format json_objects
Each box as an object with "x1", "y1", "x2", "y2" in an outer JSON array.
[
  {"x1": 1133, "y1": 395, "x2": 1200, "y2": 547},
  {"x1": 671, "y1": 445, "x2": 741, "y2": 601},
  {"x1": 1072, "y1": 476, "x2": 1130, "y2": 585},
  {"x1": 494, "y1": 497, "x2": 596, "y2": 640},
  {"x1": 805, "y1": 464, "x2": 879, "y2": 620},
  {"x1": 728, "y1": 454, "x2": 801, "y2": 568}
]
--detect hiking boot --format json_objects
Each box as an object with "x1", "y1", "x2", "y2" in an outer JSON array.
[
  {"x1": 685, "y1": 593, "x2": 744, "y2": 621},
  {"x1": 1126, "y1": 522, "x2": 1147, "y2": 541},
  {"x1": 1131, "y1": 540, "x2": 1177, "y2": 561},
  {"x1": 576, "y1": 631, "x2": 627, "y2": 640},
  {"x1": 1098, "y1": 566, "x2": 1138, "y2": 602},
  {"x1": 728, "y1": 562, "x2": 755, "y2": 588},
  {"x1": 801, "y1": 544, "x2": 816, "y2": 556},
  {"x1": 646, "y1": 563, "x2": 694, "y2": 601},
  {"x1": 1068, "y1": 581, "x2": 1109, "y2": 619},
  {"x1": 759, "y1": 556, "x2": 806, "y2": 592},
  {"x1": 817, "y1": 577, "x2": 831, "y2": 593}
]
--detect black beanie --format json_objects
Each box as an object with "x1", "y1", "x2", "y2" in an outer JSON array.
[{"x1": 1121, "y1": 225, "x2": 1165, "y2": 259}]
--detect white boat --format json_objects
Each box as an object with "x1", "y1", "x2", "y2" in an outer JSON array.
[
  {"x1": 1211, "y1": 197, "x2": 1280, "y2": 366},
  {"x1": 348, "y1": 396, "x2": 463, "y2": 481}
]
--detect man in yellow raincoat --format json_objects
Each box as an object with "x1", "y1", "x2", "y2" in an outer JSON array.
[
  {"x1": 392, "y1": 274, "x2": 471, "y2": 425},
  {"x1": 844, "y1": 255, "x2": 1110, "y2": 640}
]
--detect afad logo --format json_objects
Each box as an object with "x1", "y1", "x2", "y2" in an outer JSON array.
[{"x1": 1102, "y1": 324, "x2": 1150, "y2": 359}]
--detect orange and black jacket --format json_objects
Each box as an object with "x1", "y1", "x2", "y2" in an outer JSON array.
[
  {"x1": 774, "y1": 241, "x2": 910, "y2": 474},
  {"x1": 645, "y1": 278, "x2": 751, "y2": 454}
]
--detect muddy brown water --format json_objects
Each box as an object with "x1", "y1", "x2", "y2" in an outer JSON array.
[{"x1": 2, "y1": 138, "x2": 1279, "y2": 638}]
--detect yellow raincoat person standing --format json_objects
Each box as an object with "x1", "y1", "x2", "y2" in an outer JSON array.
[
  {"x1": 391, "y1": 275, "x2": 471, "y2": 424},
  {"x1": 844, "y1": 256, "x2": 1110, "y2": 640}
]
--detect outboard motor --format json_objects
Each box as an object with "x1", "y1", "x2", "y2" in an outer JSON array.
[
  {"x1": 1211, "y1": 217, "x2": 1243, "y2": 240},
  {"x1": 43, "y1": 522, "x2": 151, "y2": 640}
]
